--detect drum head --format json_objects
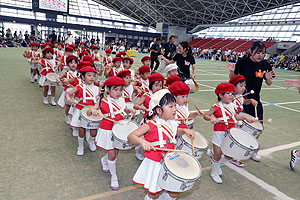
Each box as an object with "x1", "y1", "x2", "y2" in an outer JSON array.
[
  {"x1": 239, "y1": 113, "x2": 263, "y2": 130},
  {"x1": 182, "y1": 131, "x2": 208, "y2": 149},
  {"x1": 230, "y1": 128, "x2": 259, "y2": 149},
  {"x1": 164, "y1": 152, "x2": 201, "y2": 180},
  {"x1": 185, "y1": 79, "x2": 196, "y2": 92},
  {"x1": 112, "y1": 120, "x2": 138, "y2": 140},
  {"x1": 46, "y1": 73, "x2": 58, "y2": 82},
  {"x1": 82, "y1": 107, "x2": 102, "y2": 121},
  {"x1": 186, "y1": 119, "x2": 194, "y2": 125}
]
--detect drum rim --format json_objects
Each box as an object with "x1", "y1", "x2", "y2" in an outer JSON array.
[
  {"x1": 228, "y1": 128, "x2": 260, "y2": 151},
  {"x1": 112, "y1": 120, "x2": 138, "y2": 143},
  {"x1": 81, "y1": 108, "x2": 102, "y2": 121},
  {"x1": 241, "y1": 120, "x2": 264, "y2": 132},
  {"x1": 163, "y1": 152, "x2": 202, "y2": 181},
  {"x1": 46, "y1": 73, "x2": 58, "y2": 82},
  {"x1": 179, "y1": 133, "x2": 209, "y2": 150}
]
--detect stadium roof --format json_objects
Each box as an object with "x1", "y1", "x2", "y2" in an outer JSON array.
[{"x1": 94, "y1": 0, "x2": 298, "y2": 33}]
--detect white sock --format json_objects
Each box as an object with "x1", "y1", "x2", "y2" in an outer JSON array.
[
  {"x1": 78, "y1": 137, "x2": 84, "y2": 149},
  {"x1": 102, "y1": 154, "x2": 108, "y2": 165},
  {"x1": 50, "y1": 96, "x2": 55, "y2": 101},
  {"x1": 107, "y1": 159, "x2": 118, "y2": 180},
  {"x1": 43, "y1": 96, "x2": 48, "y2": 101},
  {"x1": 211, "y1": 159, "x2": 220, "y2": 175},
  {"x1": 159, "y1": 191, "x2": 176, "y2": 200}
]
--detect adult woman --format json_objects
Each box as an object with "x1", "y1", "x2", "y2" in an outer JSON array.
[
  {"x1": 226, "y1": 41, "x2": 275, "y2": 162},
  {"x1": 160, "y1": 41, "x2": 196, "y2": 82}
]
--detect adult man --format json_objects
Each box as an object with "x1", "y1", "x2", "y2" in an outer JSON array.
[
  {"x1": 159, "y1": 35, "x2": 177, "y2": 73},
  {"x1": 65, "y1": 31, "x2": 74, "y2": 44},
  {"x1": 150, "y1": 38, "x2": 161, "y2": 71},
  {"x1": 49, "y1": 30, "x2": 57, "y2": 44}
]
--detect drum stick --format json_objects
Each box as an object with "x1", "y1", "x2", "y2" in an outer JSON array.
[
  {"x1": 253, "y1": 119, "x2": 272, "y2": 123},
  {"x1": 191, "y1": 137, "x2": 195, "y2": 156},
  {"x1": 154, "y1": 148, "x2": 186, "y2": 153},
  {"x1": 127, "y1": 113, "x2": 134, "y2": 124},
  {"x1": 235, "y1": 90, "x2": 254, "y2": 100},
  {"x1": 103, "y1": 117, "x2": 121, "y2": 124},
  {"x1": 132, "y1": 95, "x2": 139, "y2": 102},
  {"x1": 175, "y1": 118, "x2": 193, "y2": 121},
  {"x1": 73, "y1": 102, "x2": 88, "y2": 108},
  {"x1": 217, "y1": 121, "x2": 236, "y2": 124},
  {"x1": 194, "y1": 105, "x2": 204, "y2": 116},
  {"x1": 254, "y1": 106, "x2": 258, "y2": 119}
]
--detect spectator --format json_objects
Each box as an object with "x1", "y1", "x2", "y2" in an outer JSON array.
[
  {"x1": 65, "y1": 31, "x2": 74, "y2": 44},
  {"x1": 49, "y1": 30, "x2": 57, "y2": 44},
  {"x1": 159, "y1": 35, "x2": 177, "y2": 73},
  {"x1": 18, "y1": 31, "x2": 23, "y2": 42},
  {"x1": 24, "y1": 31, "x2": 29, "y2": 44},
  {"x1": 150, "y1": 38, "x2": 162, "y2": 71}
]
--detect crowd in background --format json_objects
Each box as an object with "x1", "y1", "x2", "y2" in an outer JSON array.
[{"x1": 269, "y1": 53, "x2": 300, "y2": 71}]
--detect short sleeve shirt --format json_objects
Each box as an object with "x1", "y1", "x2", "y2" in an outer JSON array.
[{"x1": 173, "y1": 54, "x2": 195, "y2": 79}]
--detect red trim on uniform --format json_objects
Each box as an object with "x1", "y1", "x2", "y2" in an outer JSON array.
[{"x1": 132, "y1": 180, "x2": 164, "y2": 194}]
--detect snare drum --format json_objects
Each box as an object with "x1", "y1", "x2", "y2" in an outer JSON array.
[
  {"x1": 187, "y1": 119, "x2": 194, "y2": 129},
  {"x1": 238, "y1": 112, "x2": 264, "y2": 137},
  {"x1": 46, "y1": 73, "x2": 58, "y2": 82},
  {"x1": 176, "y1": 131, "x2": 209, "y2": 159},
  {"x1": 111, "y1": 120, "x2": 138, "y2": 150},
  {"x1": 158, "y1": 152, "x2": 202, "y2": 192},
  {"x1": 79, "y1": 107, "x2": 101, "y2": 129},
  {"x1": 185, "y1": 79, "x2": 196, "y2": 92},
  {"x1": 220, "y1": 127, "x2": 260, "y2": 160}
]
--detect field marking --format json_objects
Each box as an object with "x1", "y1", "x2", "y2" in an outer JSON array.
[
  {"x1": 197, "y1": 69, "x2": 228, "y2": 77},
  {"x1": 259, "y1": 141, "x2": 300, "y2": 157},
  {"x1": 263, "y1": 101, "x2": 300, "y2": 107},
  {"x1": 225, "y1": 163, "x2": 294, "y2": 200},
  {"x1": 261, "y1": 100, "x2": 300, "y2": 113},
  {"x1": 197, "y1": 83, "x2": 215, "y2": 89}
]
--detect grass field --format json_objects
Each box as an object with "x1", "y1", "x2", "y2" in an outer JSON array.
[{"x1": 1, "y1": 48, "x2": 300, "y2": 200}]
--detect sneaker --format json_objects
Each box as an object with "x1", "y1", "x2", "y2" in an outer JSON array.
[
  {"x1": 30, "y1": 76, "x2": 34, "y2": 83},
  {"x1": 290, "y1": 150, "x2": 300, "y2": 171},
  {"x1": 211, "y1": 173, "x2": 222, "y2": 184},
  {"x1": 43, "y1": 97, "x2": 49, "y2": 105},
  {"x1": 65, "y1": 116, "x2": 71, "y2": 125},
  {"x1": 111, "y1": 178, "x2": 119, "y2": 190},
  {"x1": 100, "y1": 157, "x2": 109, "y2": 173},
  {"x1": 135, "y1": 146, "x2": 144, "y2": 161},
  {"x1": 88, "y1": 139, "x2": 96, "y2": 152},
  {"x1": 230, "y1": 159, "x2": 244, "y2": 167},
  {"x1": 251, "y1": 153, "x2": 261, "y2": 162},
  {"x1": 50, "y1": 99, "x2": 56, "y2": 106},
  {"x1": 217, "y1": 167, "x2": 222, "y2": 176},
  {"x1": 77, "y1": 146, "x2": 84, "y2": 156}
]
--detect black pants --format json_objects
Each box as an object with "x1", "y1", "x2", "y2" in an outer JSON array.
[
  {"x1": 150, "y1": 58, "x2": 160, "y2": 71},
  {"x1": 243, "y1": 100, "x2": 263, "y2": 120}
]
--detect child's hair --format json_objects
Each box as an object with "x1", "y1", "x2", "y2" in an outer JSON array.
[
  {"x1": 149, "y1": 80, "x2": 163, "y2": 91},
  {"x1": 43, "y1": 51, "x2": 53, "y2": 58},
  {"x1": 98, "y1": 85, "x2": 122, "y2": 107},
  {"x1": 67, "y1": 58, "x2": 79, "y2": 65},
  {"x1": 233, "y1": 79, "x2": 246, "y2": 87},
  {"x1": 217, "y1": 96, "x2": 221, "y2": 101},
  {"x1": 152, "y1": 93, "x2": 176, "y2": 116}
]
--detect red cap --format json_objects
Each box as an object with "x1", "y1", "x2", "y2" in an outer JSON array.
[
  {"x1": 165, "y1": 75, "x2": 181, "y2": 87},
  {"x1": 92, "y1": 45, "x2": 100, "y2": 50},
  {"x1": 117, "y1": 70, "x2": 131, "y2": 78},
  {"x1": 65, "y1": 46, "x2": 74, "y2": 52},
  {"x1": 83, "y1": 55, "x2": 94, "y2": 65},
  {"x1": 77, "y1": 61, "x2": 93, "y2": 71},
  {"x1": 42, "y1": 48, "x2": 54, "y2": 55},
  {"x1": 104, "y1": 76, "x2": 126, "y2": 86},
  {"x1": 31, "y1": 43, "x2": 40, "y2": 47},
  {"x1": 69, "y1": 44, "x2": 76, "y2": 49},
  {"x1": 44, "y1": 42, "x2": 53, "y2": 48},
  {"x1": 141, "y1": 56, "x2": 151, "y2": 63},
  {"x1": 79, "y1": 42, "x2": 84, "y2": 45},
  {"x1": 149, "y1": 73, "x2": 165, "y2": 83},
  {"x1": 105, "y1": 48, "x2": 112, "y2": 53},
  {"x1": 215, "y1": 83, "x2": 235, "y2": 95},
  {"x1": 138, "y1": 65, "x2": 151, "y2": 74},
  {"x1": 79, "y1": 51, "x2": 88, "y2": 57},
  {"x1": 229, "y1": 75, "x2": 245, "y2": 85},
  {"x1": 169, "y1": 81, "x2": 190, "y2": 96},
  {"x1": 66, "y1": 55, "x2": 78, "y2": 63},
  {"x1": 112, "y1": 57, "x2": 122, "y2": 63},
  {"x1": 122, "y1": 57, "x2": 134, "y2": 64},
  {"x1": 29, "y1": 42, "x2": 33, "y2": 47},
  {"x1": 80, "y1": 66, "x2": 97, "y2": 73},
  {"x1": 41, "y1": 43, "x2": 46, "y2": 49},
  {"x1": 57, "y1": 43, "x2": 64, "y2": 47},
  {"x1": 119, "y1": 51, "x2": 126, "y2": 56},
  {"x1": 53, "y1": 41, "x2": 58, "y2": 44},
  {"x1": 115, "y1": 53, "x2": 122, "y2": 58}
]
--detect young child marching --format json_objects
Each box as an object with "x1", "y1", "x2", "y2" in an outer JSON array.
[
  {"x1": 28, "y1": 43, "x2": 42, "y2": 83},
  {"x1": 90, "y1": 76, "x2": 135, "y2": 190},
  {"x1": 66, "y1": 66, "x2": 100, "y2": 155},
  {"x1": 168, "y1": 81, "x2": 203, "y2": 129},
  {"x1": 229, "y1": 75, "x2": 259, "y2": 166},
  {"x1": 135, "y1": 65, "x2": 151, "y2": 100},
  {"x1": 203, "y1": 83, "x2": 254, "y2": 184},
  {"x1": 128, "y1": 89, "x2": 194, "y2": 200},
  {"x1": 103, "y1": 48, "x2": 113, "y2": 69},
  {"x1": 36, "y1": 48, "x2": 61, "y2": 106},
  {"x1": 122, "y1": 57, "x2": 135, "y2": 81},
  {"x1": 56, "y1": 55, "x2": 80, "y2": 124}
]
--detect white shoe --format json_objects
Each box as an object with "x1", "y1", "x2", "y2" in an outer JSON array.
[
  {"x1": 43, "y1": 97, "x2": 49, "y2": 104},
  {"x1": 144, "y1": 195, "x2": 153, "y2": 200},
  {"x1": 217, "y1": 167, "x2": 222, "y2": 176},
  {"x1": 87, "y1": 137, "x2": 96, "y2": 152},
  {"x1": 135, "y1": 146, "x2": 144, "y2": 161},
  {"x1": 77, "y1": 146, "x2": 84, "y2": 156},
  {"x1": 111, "y1": 178, "x2": 119, "y2": 190},
  {"x1": 290, "y1": 150, "x2": 300, "y2": 171},
  {"x1": 50, "y1": 97, "x2": 56, "y2": 106},
  {"x1": 211, "y1": 172, "x2": 222, "y2": 184},
  {"x1": 65, "y1": 115, "x2": 71, "y2": 125},
  {"x1": 30, "y1": 76, "x2": 34, "y2": 83},
  {"x1": 251, "y1": 153, "x2": 261, "y2": 162},
  {"x1": 77, "y1": 137, "x2": 84, "y2": 156},
  {"x1": 230, "y1": 159, "x2": 244, "y2": 167}
]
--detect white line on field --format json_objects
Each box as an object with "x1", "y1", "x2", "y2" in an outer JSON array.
[
  {"x1": 197, "y1": 83, "x2": 215, "y2": 89},
  {"x1": 259, "y1": 141, "x2": 300, "y2": 157},
  {"x1": 263, "y1": 101, "x2": 300, "y2": 106},
  {"x1": 197, "y1": 69, "x2": 228, "y2": 77},
  {"x1": 261, "y1": 100, "x2": 300, "y2": 113},
  {"x1": 225, "y1": 163, "x2": 294, "y2": 200},
  {"x1": 196, "y1": 88, "x2": 291, "y2": 92}
]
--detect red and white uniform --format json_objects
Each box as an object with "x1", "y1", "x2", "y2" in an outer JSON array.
[
  {"x1": 175, "y1": 104, "x2": 190, "y2": 129},
  {"x1": 38, "y1": 59, "x2": 56, "y2": 86},
  {"x1": 60, "y1": 55, "x2": 69, "y2": 71},
  {"x1": 123, "y1": 85, "x2": 134, "y2": 104},
  {"x1": 233, "y1": 94, "x2": 244, "y2": 114},
  {"x1": 103, "y1": 55, "x2": 113, "y2": 67},
  {"x1": 109, "y1": 66, "x2": 124, "y2": 77},
  {"x1": 57, "y1": 70, "x2": 80, "y2": 108},
  {"x1": 136, "y1": 78, "x2": 149, "y2": 98},
  {"x1": 133, "y1": 116, "x2": 178, "y2": 194},
  {"x1": 54, "y1": 49, "x2": 64, "y2": 58},
  {"x1": 92, "y1": 52, "x2": 102, "y2": 70},
  {"x1": 29, "y1": 50, "x2": 42, "y2": 69},
  {"x1": 142, "y1": 91, "x2": 152, "y2": 118},
  {"x1": 70, "y1": 83, "x2": 99, "y2": 128},
  {"x1": 95, "y1": 96, "x2": 126, "y2": 151}
]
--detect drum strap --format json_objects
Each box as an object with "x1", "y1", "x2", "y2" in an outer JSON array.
[
  {"x1": 219, "y1": 102, "x2": 237, "y2": 126},
  {"x1": 82, "y1": 84, "x2": 96, "y2": 104},
  {"x1": 157, "y1": 119, "x2": 164, "y2": 148}
]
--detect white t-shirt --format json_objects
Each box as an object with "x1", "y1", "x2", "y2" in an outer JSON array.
[{"x1": 65, "y1": 35, "x2": 74, "y2": 44}]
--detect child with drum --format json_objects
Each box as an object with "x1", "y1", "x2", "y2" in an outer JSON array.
[
  {"x1": 128, "y1": 89, "x2": 195, "y2": 200},
  {"x1": 134, "y1": 65, "x2": 151, "y2": 100},
  {"x1": 203, "y1": 83, "x2": 254, "y2": 184},
  {"x1": 168, "y1": 81, "x2": 203, "y2": 129},
  {"x1": 66, "y1": 66, "x2": 100, "y2": 156},
  {"x1": 36, "y1": 48, "x2": 61, "y2": 106},
  {"x1": 229, "y1": 75, "x2": 258, "y2": 167},
  {"x1": 90, "y1": 76, "x2": 135, "y2": 190},
  {"x1": 122, "y1": 57, "x2": 135, "y2": 81},
  {"x1": 56, "y1": 55, "x2": 80, "y2": 125},
  {"x1": 104, "y1": 57, "x2": 124, "y2": 78}
]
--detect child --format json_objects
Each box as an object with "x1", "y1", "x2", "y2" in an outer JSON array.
[
  {"x1": 90, "y1": 76, "x2": 135, "y2": 190},
  {"x1": 91, "y1": 45, "x2": 103, "y2": 76},
  {"x1": 60, "y1": 46, "x2": 74, "y2": 71},
  {"x1": 28, "y1": 43, "x2": 42, "y2": 83},
  {"x1": 165, "y1": 75, "x2": 181, "y2": 87},
  {"x1": 122, "y1": 57, "x2": 135, "y2": 81},
  {"x1": 165, "y1": 64, "x2": 178, "y2": 77},
  {"x1": 66, "y1": 66, "x2": 100, "y2": 156},
  {"x1": 128, "y1": 89, "x2": 194, "y2": 200},
  {"x1": 37, "y1": 48, "x2": 60, "y2": 105},
  {"x1": 104, "y1": 57, "x2": 123, "y2": 78},
  {"x1": 168, "y1": 81, "x2": 203, "y2": 129},
  {"x1": 135, "y1": 65, "x2": 151, "y2": 99},
  {"x1": 55, "y1": 43, "x2": 64, "y2": 58},
  {"x1": 141, "y1": 56, "x2": 151, "y2": 66},
  {"x1": 79, "y1": 51, "x2": 88, "y2": 60},
  {"x1": 103, "y1": 48, "x2": 113, "y2": 68},
  {"x1": 229, "y1": 75, "x2": 259, "y2": 166},
  {"x1": 203, "y1": 82, "x2": 254, "y2": 184},
  {"x1": 78, "y1": 42, "x2": 85, "y2": 53},
  {"x1": 57, "y1": 55, "x2": 79, "y2": 124}
]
